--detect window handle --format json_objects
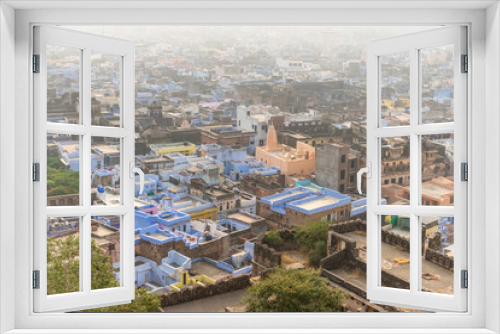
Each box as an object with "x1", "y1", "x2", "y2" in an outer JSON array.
[
  {"x1": 130, "y1": 162, "x2": 145, "y2": 195},
  {"x1": 357, "y1": 162, "x2": 371, "y2": 195}
]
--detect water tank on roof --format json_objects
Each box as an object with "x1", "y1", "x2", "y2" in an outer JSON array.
[{"x1": 97, "y1": 185, "x2": 104, "y2": 193}]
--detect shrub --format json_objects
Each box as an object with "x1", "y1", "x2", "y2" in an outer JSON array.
[
  {"x1": 263, "y1": 230, "x2": 284, "y2": 248},
  {"x1": 245, "y1": 267, "x2": 347, "y2": 312}
]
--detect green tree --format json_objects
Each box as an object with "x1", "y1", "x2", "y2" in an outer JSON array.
[
  {"x1": 47, "y1": 235, "x2": 161, "y2": 312},
  {"x1": 294, "y1": 220, "x2": 329, "y2": 267},
  {"x1": 244, "y1": 267, "x2": 347, "y2": 312},
  {"x1": 46, "y1": 157, "x2": 80, "y2": 196},
  {"x1": 263, "y1": 230, "x2": 284, "y2": 248}
]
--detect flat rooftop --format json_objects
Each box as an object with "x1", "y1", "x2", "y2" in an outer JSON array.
[
  {"x1": 422, "y1": 183, "x2": 453, "y2": 198},
  {"x1": 60, "y1": 142, "x2": 79, "y2": 155},
  {"x1": 191, "y1": 261, "x2": 230, "y2": 281},
  {"x1": 228, "y1": 212, "x2": 260, "y2": 224},
  {"x1": 91, "y1": 224, "x2": 118, "y2": 238},
  {"x1": 267, "y1": 188, "x2": 307, "y2": 204},
  {"x1": 175, "y1": 197, "x2": 207, "y2": 211},
  {"x1": 293, "y1": 195, "x2": 340, "y2": 211},
  {"x1": 91, "y1": 144, "x2": 120, "y2": 155},
  {"x1": 150, "y1": 232, "x2": 169, "y2": 241}
]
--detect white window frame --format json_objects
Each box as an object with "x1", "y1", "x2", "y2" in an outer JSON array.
[
  {"x1": 33, "y1": 26, "x2": 136, "y2": 312},
  {"x1": 0, "y1": 2, "x2": 498, "y2": 333},
  {"x1": 366, "y1": 26, "x2": 467, "y2": 312}
]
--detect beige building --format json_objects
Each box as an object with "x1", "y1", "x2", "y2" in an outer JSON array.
[{"x1": 255, "y1": 125, "x2": 315, "y2": 176}]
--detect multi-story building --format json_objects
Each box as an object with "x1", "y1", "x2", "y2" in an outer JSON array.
[
  {"x1": 198, "y1": 125, "x2": 256, "y2": 150},
  {"x1": 315, "y1": 143, "x2": 361, "y2": 193},
  {"x1": 260, "y1": 186, "x2": 352, "y2": 229},
  {"x1": 235, "y1": 106, "x2": 282, "y2": 148}
]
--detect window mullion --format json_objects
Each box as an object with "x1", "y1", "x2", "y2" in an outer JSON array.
[
  {"x1": 81, "y1": 47, "x2": 92, "y2": 294},
  {"x1": 409, "y1": 46, "x2": 420, "y2": 295}
]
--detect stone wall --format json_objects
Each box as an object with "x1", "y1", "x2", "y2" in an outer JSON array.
[
  {"x1": 227, "y1": 227, "x2": 252, "y2": 246},
  {"x1": 135, "y1": 234, "x2": 231, "y2": 265},
  {"x1": 330, "y1": 218, "x2": 366, "y2": 234},
  {"x1": 47, "y1": 194, "x2": 79, "y2": 206},
  {"x1": 251, "y1": 230, "x2": 299, "y2": 276},
  {"x1": 160, "y1": 274, "x2": 251, "y2": 308},
  {"x1": 381, "y1": 229, "x2": 410, "y2": 252},
  {"x1": 320, "y1": 249, "x2": 347, "y2": 270},
  {"x1": 425, "y1": 248, "x2": 454, "y2": 271},
  {"x1": 321, "y1": 268, "x2": 368, "y2": 299},
  {"x1": 252, "y1": 241, "x2": 282, "y2": 276},
  {"x1": 381, "y1": 226, "x2": 426, "y2": 255}
]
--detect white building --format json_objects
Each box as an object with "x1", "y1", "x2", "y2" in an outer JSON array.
[{"x1": 236, "y1": 106, "x2": 281, "y2": 148}]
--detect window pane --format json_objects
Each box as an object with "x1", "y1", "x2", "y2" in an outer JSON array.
[
  {"x1": 380, "y1": 215, "x2": 410, "y2": 290},
  {"x1": 91, "y1": 52, "x2": 121, "y2": 127},
  {"x1": 421, "y1": 134, "x2": 454, "y2": 206},
  {"x1": 91, "y1": 137, "x2": 121, "y2": 205},
  {"x1": 380, "y1": 51, "x2": 410, "y2": 127},
  {"x1": 47, "y1": 133, "x2": 80, "y2": 206},
  {"x1": 421, "y1": 44, "x2": 454, "y2": 124},
  {"x1": 47, "y1": 44, "x2": 80, "y2": 124},
  {"x1": 381, "y1": 136, "x2": 410, "y2": 205},
  {"x1": 91, "y1": 216, "x2": 122, "y2": 290},
  {"x1": 47, "y1": 216, "x2": 81, "y2": 295},
  {"x1": 421, "y1": 216, "x2": 454, "y2": 295}
]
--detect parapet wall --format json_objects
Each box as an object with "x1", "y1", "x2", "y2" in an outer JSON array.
[
  {"x1": 425, "y1": 248, "x2": 454, "y2": 271},
  {"x1": 135, "y1": 234, "x2": 230, "y2": 264},
  {"x1": 160, "y1": 274, "x2": 251, "y2": 308}
]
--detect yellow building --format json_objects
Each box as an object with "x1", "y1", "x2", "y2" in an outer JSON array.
[
  {"x1": 189, "y1": 207, "x2": 219, "y2": 221},
  {"x1": 150, "y1": 142, "x2": 196, "y2": 156},
  {"x1": 381, "y1": 99, "x2": 396, "y2": 108},
  {"x1": 169, "y1": 271, "x2": 216, "y2": 291}
]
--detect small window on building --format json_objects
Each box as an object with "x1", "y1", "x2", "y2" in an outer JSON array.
[
  {"x1": 398, "y1": 177, "x2": 403, "y2": 184},
  {"x1": 340, "y1": 184, "x2": 345, "y2": 193},
  {"x1": 259, "y1": 140, "x2": 264, "y2": 146},
  {"x1": 350, "y1": 175, "x2": 355, "y2": 183},
  {"x1": 391, "y1": 178, "x2": 396, "y2": 183},
  {"x1": 340, "y1": 170, "x2": 345, "y2": 180},
  {"x1": 341, "y1": 155, "x2": 346, "y2": 163},
  {"x1": 450, "y1": 196, "x2": 454, "y2": 204},
  {"x1": 350, "y1": 160, "x2": 356, "y2": 168}
]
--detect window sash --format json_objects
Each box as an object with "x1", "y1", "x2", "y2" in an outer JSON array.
[
  {"x1": 33, "y1": 26, "x2": 136, "y2": 313},
  {"x1": 366, "y1": 26, "x2": 467, "y2": 312}
]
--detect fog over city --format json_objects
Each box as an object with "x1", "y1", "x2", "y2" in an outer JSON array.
[{"x1": 46, "y1": 25, "x2": 456, "y2": 313}]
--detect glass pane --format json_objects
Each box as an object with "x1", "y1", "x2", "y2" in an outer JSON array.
[
  {"x1": 421, "y1": 44, "x2": 454, "y2": 124},
  {"x1": 421, "y1": 216, "x2": 454, "y2": 295},
  {"x1": 421, "y1": 134, "x2": 454, "y2": 206},
  {"x1": 47, "y1": 216, "x2": 81, "y2": 295},
  {"x1": 47, "y1": 133, "x2": 80, "y2": 206},
  {"x1": 91, "y1": 52, "x2": 121, "y2": 127},
  {"x1": 91, "y1": 137, "x2": 121, "y2": 205},
  {"x1": 381, "y1": 215, "x2": 410, "y2": 290},
  {"x1": 380, "y1": 51, "x2": 410, "y2": 127},
  {"x1": 381, "y1": 136, "x2": 410, "y2": 205},
  {"x1": 46, "y1": 44, "x2": 80, "y2": 124},
  {"x1": 91, "y1": 216, "x2": 121, "y2": 290}
]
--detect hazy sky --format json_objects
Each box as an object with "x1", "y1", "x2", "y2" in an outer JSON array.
[{"x1": 67, "y1": 25, "x2": 437, "y2": 50}]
